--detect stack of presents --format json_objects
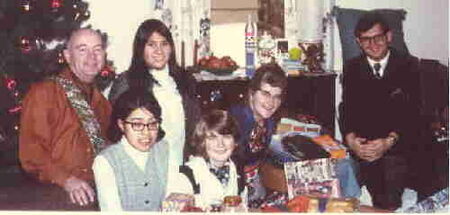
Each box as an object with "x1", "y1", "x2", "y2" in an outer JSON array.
[{"x1": 160, "y1": 115, "x2": 358, "y2": 212}]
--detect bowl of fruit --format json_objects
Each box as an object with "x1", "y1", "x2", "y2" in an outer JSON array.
[{"x1": 197, "y1": 55, "x2": 239, "y2": 76}]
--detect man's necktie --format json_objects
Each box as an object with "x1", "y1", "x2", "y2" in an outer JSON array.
[{"x1": 373, "y1": 63, "x2": 381, "y2": 79}]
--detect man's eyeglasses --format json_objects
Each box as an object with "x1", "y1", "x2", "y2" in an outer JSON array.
[
  {"x1": 358, "y1": 33, "x2": 387, "y2": 46},
  {"x1": 124, "y1": 121, "x2": 159, "y2": 132}
]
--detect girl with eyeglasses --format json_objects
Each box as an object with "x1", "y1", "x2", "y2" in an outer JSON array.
[{"x1": 93, "y1": 89, "x2": 169, "y2": 211}]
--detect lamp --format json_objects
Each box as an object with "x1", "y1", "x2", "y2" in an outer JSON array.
[{"x1": 297, "y1": 0, "x2": 324, "y2": 72}]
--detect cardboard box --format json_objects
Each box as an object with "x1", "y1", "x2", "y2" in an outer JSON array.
[
  {"x1": 211, "y1": 0, "x2": 258, "y2": 10},
  {"x1": 211, "y1": 10, "x2": 258, "y2": 24},
  {"x1": 211, "y1": 0, "x2": 258, "y2": 24}
]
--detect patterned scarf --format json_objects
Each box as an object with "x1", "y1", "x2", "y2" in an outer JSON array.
[
  {"x1": 50, "y1": 76, "x2": 106, "y2": 155},
  {"x1": 248, "y1": 122, "x2": 267, "y2": 153}
]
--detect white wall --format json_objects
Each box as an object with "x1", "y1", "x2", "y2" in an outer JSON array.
[
  {"x1": 84, "y1": 0, "x2": 155, "y2": 73},
  {"x1": 210, "y1": 22, "x2": 246, "y2": 67}
]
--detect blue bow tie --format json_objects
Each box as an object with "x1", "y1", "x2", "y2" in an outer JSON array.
[{"x1": 209, "y1": 165, "x2": 230, "y2": 186}]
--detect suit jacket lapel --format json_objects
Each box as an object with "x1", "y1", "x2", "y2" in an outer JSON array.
[
  {"x1": 384, "y1": 54, "x2": 395, "y2": 79},
  {"x1": 383, "y1": 49, "x2": 401, "y2": 79},
  {"x1": 359, "y1": 57, "x2": 374, "y2": 79}
]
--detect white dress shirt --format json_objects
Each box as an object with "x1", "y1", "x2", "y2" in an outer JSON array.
[{"x1": 367, "y1": 50, "x2": 390, "y2": 77}]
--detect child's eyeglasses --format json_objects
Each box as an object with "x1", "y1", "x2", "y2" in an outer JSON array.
[{"x1": 124, "y1": 121, "x2": 159, "y2": 132}]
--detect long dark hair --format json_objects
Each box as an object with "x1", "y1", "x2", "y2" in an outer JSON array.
[
  {"x1": 127, "y1": 19, "x2": 188, "y2": 93},
  {"x1": 108, "y1": 88, "x2": 165, "y2": 143}
]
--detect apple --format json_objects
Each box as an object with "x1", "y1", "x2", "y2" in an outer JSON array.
[
  {"x1": 198, "y1": 58, "x2": 208, "y2": 67},
  {"x1": 208, "y1": 58, "x2": 221, "y2": 69}
]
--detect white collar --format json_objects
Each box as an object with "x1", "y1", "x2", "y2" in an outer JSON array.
[
  {"x1": 207, "y1": 159, "x2": 231, "y2": 170},
  {"x1": 367, "y1": 51, "x2": 390, "y2": 76},
  {"x1": 150, "y1": 65, "x2": 170, "y2": 80},
  {"x1": 119, "y1": 136, "x2": 149, "y2": 158}
]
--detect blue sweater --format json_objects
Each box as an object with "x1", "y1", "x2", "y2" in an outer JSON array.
[{"x1": 229, "y1": 104, "x2": 276, "y2": 166}]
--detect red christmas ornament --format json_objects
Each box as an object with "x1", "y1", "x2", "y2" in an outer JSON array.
[
  {"x1": 20, "y1": 37, "x2": 32, "y2": 53},
  {"x1": 5, "y1": 78, "x2": 17, "y2": 90},
  {"x1": 51, "y1": 0, "x2": 62, "y2": 9},
  {"x1": 100, "y1": 65, "x2": 114, "y2": 77},
  {"x1": 8, "y1": 106, "x2": 22, "y2": 114}
]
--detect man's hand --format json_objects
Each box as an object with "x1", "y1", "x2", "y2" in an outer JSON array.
[
  {"x1": 63, "y1": 176, "x2": 95, "y2": 206},
  {"x1": 346, "y1": 132, "x2": 396, "y2": 162},
  {"x1": 360, "y1": 138, "x2": 389, "y2": 162},
  {"x1": 345, "y1": 132, "x2": 367, "y2": 159}
]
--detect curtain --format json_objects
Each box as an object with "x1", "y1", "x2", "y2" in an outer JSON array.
[{"x1": 153, "y1": 0, "x2": 211, "y2": 67}]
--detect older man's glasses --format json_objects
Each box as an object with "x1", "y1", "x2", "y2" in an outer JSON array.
[
  {"x1": 358, "y1": 33, "x2": 387, "y2": 46},
  {"x1": 124, "y1": 121, "x2": 159, "y2": 132}
]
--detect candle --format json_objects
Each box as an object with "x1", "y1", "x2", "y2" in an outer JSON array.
[
  {"x1": 181, "y1": 41, "x2": 185, "y2": 69},
  {"x1": 193, "y1": 39, "x2": 198, "y2": 66}
]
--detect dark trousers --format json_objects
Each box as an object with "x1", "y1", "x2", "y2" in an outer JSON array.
[
  {"x1": 0, "y1": 171, "x2": 98, "y2": 211},
  {"x1": 356, "y1": 155, "x2": 408, "y2": 210}
]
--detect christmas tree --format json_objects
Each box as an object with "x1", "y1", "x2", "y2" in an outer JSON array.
[{"x1": 0, "y1": 0, "x2": 114, "y2": 166}]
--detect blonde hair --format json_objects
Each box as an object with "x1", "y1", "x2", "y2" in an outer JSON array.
[{"x1": 189, "y1": 110, "x2": 240, "y2": 159}]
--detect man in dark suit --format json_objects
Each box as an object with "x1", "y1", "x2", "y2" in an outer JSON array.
[{"x1": 341, "y1": 12, "x2": 420, "y2": 210}]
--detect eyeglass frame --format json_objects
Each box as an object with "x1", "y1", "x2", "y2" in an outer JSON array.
[
  {"x1": 256, "y1": 88, "x2": 283, "y2": 103},
  {"x1": 123, "y1": 120, "x2": 160, "y2": 132},
  {"x1": 358, "y1": 32, "x2": 388, "y2": 46}
]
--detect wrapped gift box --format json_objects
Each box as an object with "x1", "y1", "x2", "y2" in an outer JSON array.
[
  {"x1": 161, "y1": 193, "x2": 195, "y2": 212},
  {"x1": 287, "y1": 195, "x2": 359, "y2": 212},
  {"x1": 284, "y1": 158, "x2": 340, "y2": 199}
]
